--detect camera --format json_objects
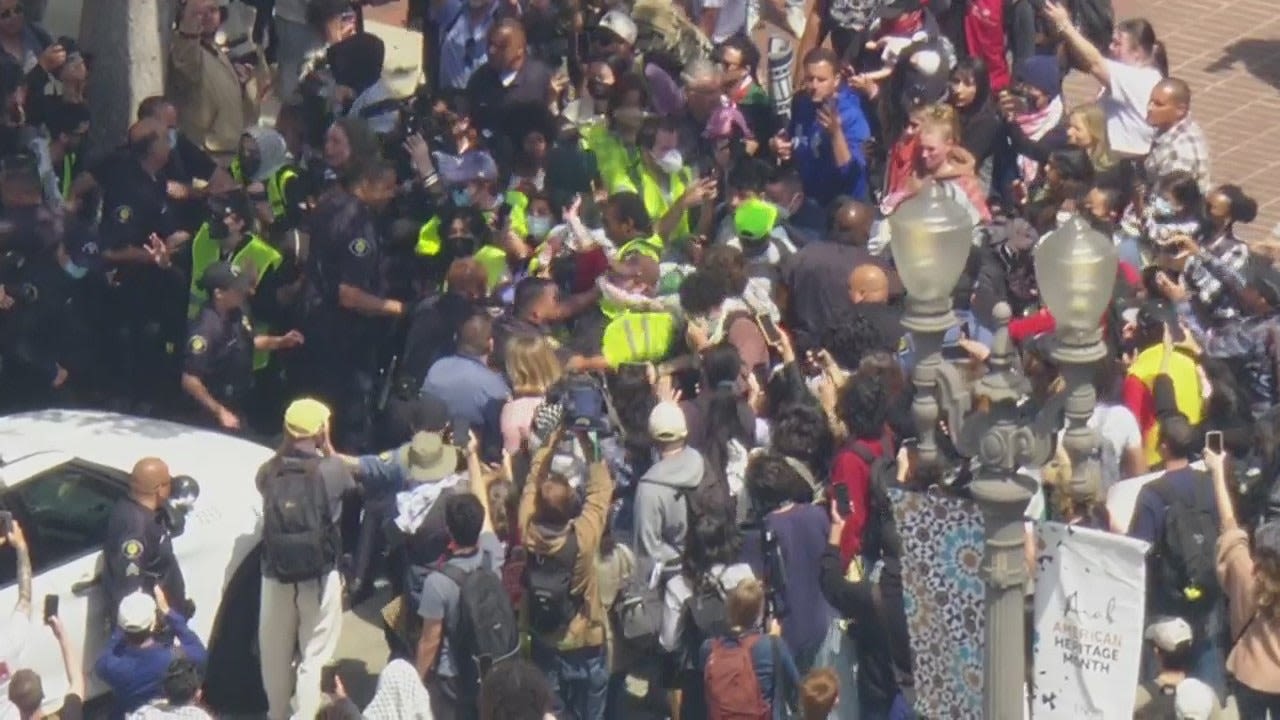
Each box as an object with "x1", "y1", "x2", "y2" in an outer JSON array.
[{"x1": 556, "y1": 374, "x2": 612, "y2": 434}]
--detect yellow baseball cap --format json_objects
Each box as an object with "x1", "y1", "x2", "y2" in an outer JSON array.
[{"x1": 283, "y1": 397, "x2": 331, "y2": 438}]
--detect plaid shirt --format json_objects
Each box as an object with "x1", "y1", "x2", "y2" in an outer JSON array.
[
  {"x1": 1184, "y1": 234, "x2": 1251, "y2": 324},
  {"x1": 1145, "y1": 117, "x2": 1212, "y2": 191}
]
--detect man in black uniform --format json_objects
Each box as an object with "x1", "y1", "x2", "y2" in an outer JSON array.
[
  {"x1": 182, "y1": 261, "x2": 305, "y2": 432},
  {"x1": 300, "y1": 159, "x2": 403, "y2": 452},
  {"x1": 93, "y1": 119, "x2": 191, "y2": 414},
  {"x1": 102, "y1": 457, "x2": 188, "y2": 623}
]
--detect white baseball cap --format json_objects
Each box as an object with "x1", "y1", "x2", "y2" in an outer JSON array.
[
  {"x1": 117, "y1": 591, "x2": 158, "y2": 633},
  {"x1": 598, "y1": 10, "x2": 638, "y2": 45},
  {"x1": 648, "y1": 402, "x2": 687, "y2": 443},
  {"x1": 1144, "y1": 616, "x2": 1193, "y2": 652}
]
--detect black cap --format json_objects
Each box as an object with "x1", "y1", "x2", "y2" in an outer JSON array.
[
  {"x1": 209, "y1": 191, "x2": 252, "y2": 224},
  {"x1": 1245, "y1": 255, "x2": 1280, "y2": 308},
  {"x1": 1136, "y1": 299, "x2": 1184, "y2": 342},
  {"x1": 199, "y1": 261, "x2": 253, "y2": 294}
]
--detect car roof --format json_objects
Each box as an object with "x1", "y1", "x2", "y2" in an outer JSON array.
[{"x1": 0, "y1": 409, "x2": 273, "y2": 504}]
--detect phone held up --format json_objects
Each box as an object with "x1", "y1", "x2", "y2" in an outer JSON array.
[
  {"x1": 44, "y1": 594, "x2": 58, "y2": 625},
  {"x1": 1205, "y1": 430, "x2": 1223, "y2": 455}
]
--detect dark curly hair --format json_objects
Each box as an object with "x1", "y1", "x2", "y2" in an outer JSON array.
[
  {"x1": 745, "y1": 452, "x2": 815, "y2": 513},
  {"x1": 822, "y1": 309, "x2": 892, "y2": 371},
  {"x1": 769, "y1": 403, "x2": 834, "y2": 478},
  {"x1": 837, "y1": 371, "x2": 889, "y2": 441},
  {"x1": 679, "y1": 269, "x2": 731, "y2": 316}
]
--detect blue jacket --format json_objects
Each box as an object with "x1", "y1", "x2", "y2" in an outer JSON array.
[
  {"x1": 788, "y1": 86, "x2": 872, "y2": 204},
  {"x1": 95, "y1": 611, "x2": 208, "y2": 717}
]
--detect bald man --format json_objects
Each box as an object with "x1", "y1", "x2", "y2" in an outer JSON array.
[
  {"x1": 783, "y1": 199, "x2": 901, "y2": 350},
  {"x1": 466, "y1": 16, "x2": 556, "y2": 154},
  {"x1": 102, "y1": 457, "x2": 189, "y2": 622},
  {"x1": 1145, "y1": 76, "x2": 1210, "y2": 191},
  {"x1": 849, "y1": 264, "x2": 890, "y2": 304}
]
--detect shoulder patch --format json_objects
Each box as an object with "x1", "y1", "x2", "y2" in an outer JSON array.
[
  {"x1": 349, "y1": 237, "x2": 370, "y2": 257},
  {"x1": 122, "y1": 538, "x2": 144, "y2": 560},
  {"x1": 188, "y1": 335, "x2": 208, "y2": 354},
  {"x1": 241, "y1": 315, "x2": 252, "y2": 332},
  {"x1": 115, "y1": 205, "x2": 132, "y2": 223}
]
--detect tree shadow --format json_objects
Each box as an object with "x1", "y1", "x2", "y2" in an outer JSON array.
[{"x1": 1204, "y1": 38, "x2": 1280, "y2": 92}]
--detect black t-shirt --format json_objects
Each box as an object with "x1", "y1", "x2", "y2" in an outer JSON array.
[{"x1": 58, "y1": 693, "x2": 85, "y2": 720}]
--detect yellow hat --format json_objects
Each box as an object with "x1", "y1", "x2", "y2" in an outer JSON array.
[{"x1": 283, "y1": 397, "x2": 331, "y2": 438}]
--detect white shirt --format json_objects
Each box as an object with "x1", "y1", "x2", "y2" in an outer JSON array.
[
  {"x1": 698, "y1": 0, "x2": 749, "y2": 43},
  {"x1": 1089, "y1": 402, "x2": 1142, "y2": 473},
  {"x1": 1099, "y1": 59, "x2": 1163, "y2": 155},
  {"x1": 0, "y1": 608, "x2": 33, "y2": 702},
  {"x1": 659, "y1": 563, "x2": 756, "y2": 652}
]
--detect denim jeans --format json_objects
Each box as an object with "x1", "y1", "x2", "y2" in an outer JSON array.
[{"x1": 531, "y1": 642, "x2": 609, "y2": 720}]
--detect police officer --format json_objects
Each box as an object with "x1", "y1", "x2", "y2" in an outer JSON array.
[
  {"x1": 102, "y1": 457, "x2": 188, "y2": 622},
  {"x1": 182, "y1": 262, "x2": 304, "y2": 431},
  {"x1": 300, "y1": 158, "x2": 404, "y2": 452},
  {"x1": 0, "y1": 165, "x2": 98, "y2": 410},
  {"x1": 92, "y1": 118, "x2": 191, "y2": 414}
]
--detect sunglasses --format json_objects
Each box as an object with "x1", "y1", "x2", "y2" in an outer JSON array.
[{"x1": 0, "y1": 5, "x2": 23, "y2": 19}]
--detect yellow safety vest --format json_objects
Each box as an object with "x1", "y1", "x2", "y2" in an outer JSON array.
[
  {"x1": 187, "y1": 224, "x2": 284, "y2": 370},
  {"x1": 1127, "y1": 346, "x2": 1206, "y2": 467},
  {"x1": 616, "y1": 234, "x2": 664, "y2": 264},
  {"x1": 60, "y1": 152, "x2": 75, "y2": 200},
  {"x1": 414, "y1": 192, "x2": 530, "y2": 290},
  {"x1": 613, "y1": 159, "x2": 694, "y2": 240},
  {"x1": 230, "y1": 158, "x2": 245, "y2": 185},
  {"x1": 266, "y1": 167, "x2": 299, "y2": 222},
  {"x1": 584, "y1": 124, "x2": 636, "y2": 194},
  {"x1": 601, "y1": 310, "x2": 676, "y2": 367}
]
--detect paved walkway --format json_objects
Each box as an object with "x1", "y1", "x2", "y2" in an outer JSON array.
[{"x1": 1061, "y1": 0, "x2": 1280, "y2": 240}]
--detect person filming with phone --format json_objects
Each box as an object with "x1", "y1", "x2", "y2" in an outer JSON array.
[{"x1": 5, "y1": 564, "x2": 87, "y2": 720}]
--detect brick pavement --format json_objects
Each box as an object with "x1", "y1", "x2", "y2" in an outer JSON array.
[
  {"x1": 1063, "y1": 0, "x2": 1280, "y2": 240},
  {"x1": 368, "y1": 0, "x2": 1280, "y2": 236}
]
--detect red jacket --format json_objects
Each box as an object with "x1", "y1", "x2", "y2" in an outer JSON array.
[{"x1": 830, "y1": 436, "x2": 890, "y2": 567}]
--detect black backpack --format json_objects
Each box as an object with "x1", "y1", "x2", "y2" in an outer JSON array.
[
  {"x1": 1150, "y1": 478, "x2": 1220, "y2": 615},
  {"x1": 850, "y1": 440, "x2": 903, "y2": 564},
  {"x1": 681, "y1": 574, "x2": 730, "y2": 669},
  {"x1": 612, "y1": 554, "x2": 672, "y2": 654},
  {"x1": 525, "y1": 530, "x2": 582, "y2": 634},
  {"x1": 260, "y1": 459, "x2": 340, "y2": 583},
  {"x1": 437, "y1": 552, "x2": 521, "y2": 693}
]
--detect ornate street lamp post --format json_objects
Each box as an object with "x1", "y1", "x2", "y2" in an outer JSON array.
[{"x1": 889, "y1": 193, "x2": 1119, "y2": 718}]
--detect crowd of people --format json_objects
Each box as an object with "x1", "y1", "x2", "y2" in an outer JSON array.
[{"x1": 2, "y1": 0, "x2": 1280, "y2": 718}]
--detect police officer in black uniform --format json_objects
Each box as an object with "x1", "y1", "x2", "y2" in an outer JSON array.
[
  {"x1": 92, "y1": 119, "x2": 191, "y2": 414},
  {"x1": 182, "y1": 261, "x2": 304, "y2": 432},
  {"x1": 0, "y1": 164, "x2": 99, "y2": 411},
  {"x1": 300, "y1": 158, "x2": 403, "y2": 452},
  {"x1": 102, "y1": 457, "x2": 189, "y2": 623}
]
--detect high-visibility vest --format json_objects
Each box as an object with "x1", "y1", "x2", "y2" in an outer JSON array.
[
  {"x1": 187, "y1": 224, "x2": 283, "y2": 371},
  {"x1": 616, "y1": 234, "x2": 664, "y2": 264},
  {"x1": 1127, "y1": 346, "x2": 1206, "y2": 467},
  {"x1": 265, "y1": 167, "x2": 299, "y2": 222},
  {"x1": 60, "y1": 152, "x2": 76, "y2": 200},
  {"x1": 601, "y1": 310, "x2": 676, "y2": 367},
  {"x1": 414, "y1": 191, "x2": 530, "y2": 290},
  {"x1": 230, "y1": 157, "x2": 245, "y2": 184},
  {"x1": 583, "y1": 124, "x2": 635, "y2": 193},
  {"x1": 613, "y1": 159, "x2": 694, "y2": 239}
]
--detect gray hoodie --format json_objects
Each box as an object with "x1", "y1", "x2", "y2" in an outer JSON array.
[{"x1": 633, "y1": 446, "x2": 706, "y2": 565}]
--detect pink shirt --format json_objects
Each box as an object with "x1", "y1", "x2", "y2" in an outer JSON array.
[{"x1": 501, "y1": 396, "x2": 544, "y2": 454}]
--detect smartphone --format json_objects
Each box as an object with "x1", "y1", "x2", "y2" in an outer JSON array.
[
  {"x1": 1205, "y1": 430, "x2": 1224, "y2": 455},
  {"x1": 833, "y1": 484, "x2": 852, "y2": 517},
  {"x1": 756, "y1": 313, "x2": 785, "y2": 346},
  {"x1": 0, "y1": 511, "x2": 10, "y2": 535},
  {"x1": 43, "y1": 594, "x2": 58, "y2": 623},
  {"x1": 320, "y1": 665, "x2": 338, "y2": 694},
  {"x1": 494, "y1": 202, "x2": 513, "y2": 231},
  {"x1": 451, "y1": 417, "x2": 469, "y2": 448}
]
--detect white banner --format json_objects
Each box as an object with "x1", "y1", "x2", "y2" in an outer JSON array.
[{"x1": 1032, "y1": 522, "x2": 1150, "y2": 719}]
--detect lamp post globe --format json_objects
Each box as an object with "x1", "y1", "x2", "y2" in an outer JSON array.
[
  {"x1": 888, "y1": 180, "x2": 975, "y2": 334},
  {"x1": 1033, "y1": 213, "x2": 1119, "y2": 363}
]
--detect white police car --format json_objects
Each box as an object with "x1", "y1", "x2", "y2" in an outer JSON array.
[{"x1": 0, "y1": 409, "x2": 273, "y2": 712}]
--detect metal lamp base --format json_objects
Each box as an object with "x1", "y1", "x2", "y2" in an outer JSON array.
[
  {"x1": 902, "y1": 298, "x2": 957, "y2": 335},
  {"x1": 1051, "y1": 331, "x2": 1107, "y2": 366}
]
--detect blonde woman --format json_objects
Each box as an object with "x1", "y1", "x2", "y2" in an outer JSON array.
[
  {"x1": 501, "y1": 335, "x2": 562, "y2": 454},
  {"x1": 1206, "y1": 446, "x2": 1280, "y2": 715},
  {"x1": 1065, "y1": 104, "x2": 1119, "y2": 179}
]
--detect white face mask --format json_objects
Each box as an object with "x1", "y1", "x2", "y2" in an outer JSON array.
[
  {"x1": 167, "y1": 129, "x2": 178, "y2": 149},
  {"x1": 528, "y1": 215, "x2": 552, "y2": 240},
  {"x1": 655, "y1": 149, "x2": 683, "y2": 175}
]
